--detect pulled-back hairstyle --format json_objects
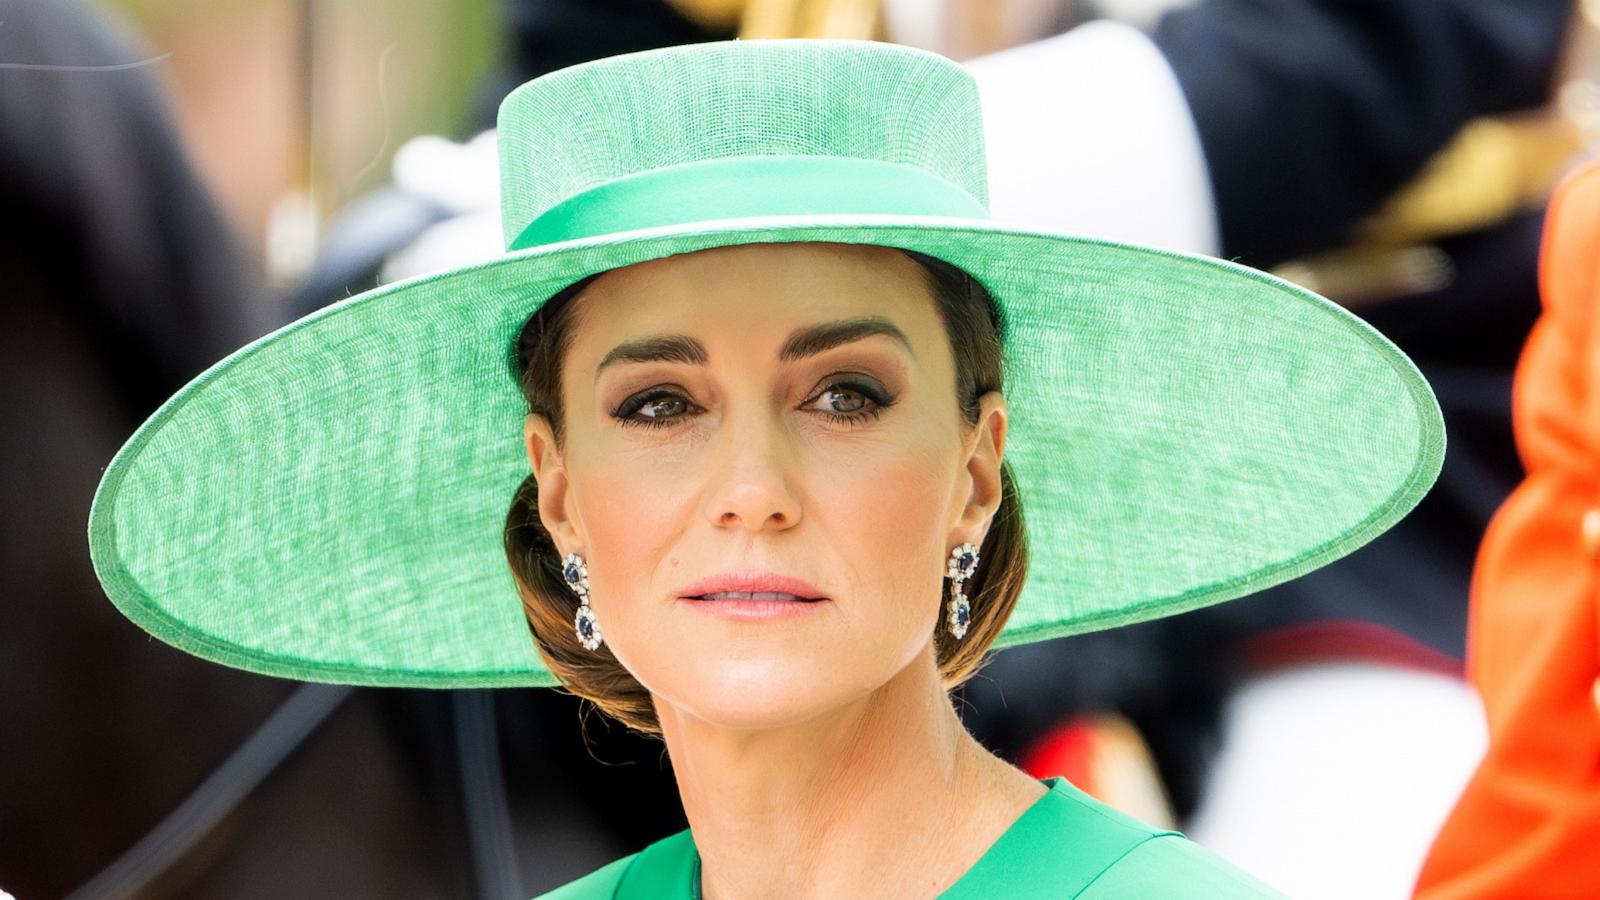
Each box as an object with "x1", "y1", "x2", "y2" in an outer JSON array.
[{"x1": 504, "y1": 246, "x2": 1028, "y2": 736}]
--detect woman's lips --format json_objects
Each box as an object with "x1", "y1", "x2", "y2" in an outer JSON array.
[
  {"x1": 695, "y1": 591, "x2": 820, "y2": 602},
  {"x1": 675, "y1": 573, "x2": 830, "y2": 621}
]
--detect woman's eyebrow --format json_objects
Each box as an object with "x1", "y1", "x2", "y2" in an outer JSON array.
[
  {"x1": 778, "y1": 316, "x2": 913, "y2": 361},
  {"x1": 596, "y1": 335, "x2": 709, "y2": 376},
  {"x1": 595, "y1": 316, "x2": 912, "y2": 379}
]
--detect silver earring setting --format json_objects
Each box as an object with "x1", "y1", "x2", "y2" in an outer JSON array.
[
  {"x1": 562, "y1": 552, "x2": 603, "y2": 651},
  {"x1": 946, "y1": 542, "x2": 978, "y2": 639}
]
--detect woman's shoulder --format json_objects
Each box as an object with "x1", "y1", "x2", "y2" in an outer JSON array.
[
  {"x1": 1079, "y1": 832, "x2": 1286, "y2": 898},
  {"x1": 948, "y1": 777, "x2": 1285, "y2": 898},
  {"x1": 1033, "y1": 780, "x2": 1286, "y2": 899},
  {"x1": 530, "y1": 829, "x2": 696, "y2": 900}
]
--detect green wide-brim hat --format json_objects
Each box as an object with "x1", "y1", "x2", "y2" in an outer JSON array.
[{"x1": 88, "y1": 39, "x2": 1443, "y2": 688}]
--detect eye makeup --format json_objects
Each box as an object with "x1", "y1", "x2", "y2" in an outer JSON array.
[{"x1": 608, "y1": 374, "x2": 898, "y2": 431}]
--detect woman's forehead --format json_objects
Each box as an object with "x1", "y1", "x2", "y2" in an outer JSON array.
[{"x1": 570, "y1": 242, "x2": 941, "y2": 342}]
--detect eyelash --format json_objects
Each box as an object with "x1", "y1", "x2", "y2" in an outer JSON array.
[{"x1": 609, "y1": 379, "x2": 895, "y2": 431}]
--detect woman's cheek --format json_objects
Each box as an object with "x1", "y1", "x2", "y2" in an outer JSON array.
[
  {"x1": 578, "y1": 427, "x2": 704, "y2": 534},
  {"x1": 570, "y1": 453, "x2": 692, "y2": 627},
  {"x1": 811, "y1": 443, "x2": 951, "y2": 611}
]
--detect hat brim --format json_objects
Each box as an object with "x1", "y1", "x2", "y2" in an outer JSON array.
[{"x1": 88, "y1": 215, "x2": 1443, "y2": 688}]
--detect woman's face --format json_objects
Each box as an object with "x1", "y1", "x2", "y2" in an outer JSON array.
[{"x1": 524, "y1": 242, "x2": 1006, "y2": 730}]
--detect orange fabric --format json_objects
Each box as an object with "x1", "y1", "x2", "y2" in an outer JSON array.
[{"x1": 1413, "y1": 160, "x2": 1600, "y2": 899}]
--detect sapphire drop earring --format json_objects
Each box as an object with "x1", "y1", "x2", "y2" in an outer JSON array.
[
  {"x1": 946, "y1": 542, "x2": 978, "y2": 639},
  {"x1": 562, "y1": 552, "x2": 602, "y2": 651}
]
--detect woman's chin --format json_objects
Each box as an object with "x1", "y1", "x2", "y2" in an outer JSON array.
[{"x1": 652, "y1": 659, "x2": 879, "y2": 732}]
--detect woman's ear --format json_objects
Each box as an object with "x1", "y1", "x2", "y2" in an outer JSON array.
[
  {"x1": 952, "y1": 391, "x2": 1008, "y2": 543},
  {"x1": 524, "y1": 414, "x2": 582, "y2": 550}
]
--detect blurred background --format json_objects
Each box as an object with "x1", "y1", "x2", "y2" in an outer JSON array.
[{"x1": 4, "y1": 0, "x2": 1597, "y2": 897}]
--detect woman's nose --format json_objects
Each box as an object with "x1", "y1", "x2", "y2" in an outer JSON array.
[{"x1": 700, "y1": 412, "x2": 802, "y2": 532}]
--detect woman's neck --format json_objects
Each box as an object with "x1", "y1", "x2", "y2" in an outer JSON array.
[{"x1": 655, "y1": 649, "x2": 1046, "y2": 900}]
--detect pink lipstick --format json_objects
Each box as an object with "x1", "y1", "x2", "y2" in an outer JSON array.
[{"x1": 675, "y1": 573, "x2": 830, "y2": 621}]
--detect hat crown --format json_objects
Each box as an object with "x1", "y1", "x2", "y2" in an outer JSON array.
[{"x1": 495, "y1": 39, "x2": 990, "y2": 248}]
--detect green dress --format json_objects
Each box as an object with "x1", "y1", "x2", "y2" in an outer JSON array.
[{"x1": 533, "y1": 777, "x2": 1285, "y2": 898}]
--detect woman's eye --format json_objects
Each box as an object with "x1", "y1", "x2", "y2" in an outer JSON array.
[
  {"x1": 804, "y1": 380, "x2": 894, "y2": 424},
  {"x1": 813, "y1": 387, "x2": 867, "y2": 414},
  {"x1": 638, "y1": 396, "x2": 689, "y2": 418},
  {"x1": 612, "y1": 380, "x2": 893, "y2": 430},
  {"x1": 612, "y1": 389, "x2": 697, "y2": 429}
]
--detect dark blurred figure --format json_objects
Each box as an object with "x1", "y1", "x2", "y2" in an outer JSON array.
[
  {"x1": 1153, "y1": 0, "x2": 1574, "y2": 270},
  {"x1": 0, "y1": 1, "x2": 453, "y2": 897}
]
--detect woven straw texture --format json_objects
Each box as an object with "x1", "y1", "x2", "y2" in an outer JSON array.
[
  {"x1": 497, "y1": 39, "x2": 988, "y2": 244},
  {"x1": 89, "y1": 41, "x2": 1443, "y2": 688}
]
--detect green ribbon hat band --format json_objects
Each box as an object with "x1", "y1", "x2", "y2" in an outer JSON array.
[{"x1": 509, "y1": 155, "x2": 992, "y2": 251}]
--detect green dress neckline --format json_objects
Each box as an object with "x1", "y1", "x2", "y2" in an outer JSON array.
[{"x1": 607, "y1": 776, "x2": 1178, "y2": 898}]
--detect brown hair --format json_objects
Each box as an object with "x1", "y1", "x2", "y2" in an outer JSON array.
[{"x1": 503, "y1": 245, "x2": 1028, "y2": 736}]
